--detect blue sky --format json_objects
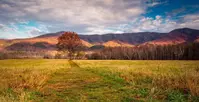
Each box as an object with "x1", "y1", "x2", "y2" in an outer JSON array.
[{"x1": 0, "y1": 0, "x2": 199, "y2": 39}]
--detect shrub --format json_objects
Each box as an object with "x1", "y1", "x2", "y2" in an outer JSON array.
[
  {"x1": 0, "y1": 52, "x2": 8, "y2": 60},
  {"x1": 43, "y1": 54, "x2": 53, "y2": 59}
]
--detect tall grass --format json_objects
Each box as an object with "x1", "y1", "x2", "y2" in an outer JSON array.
[
  {"x1": 0, "y1": 59, "x2": 68, "y2": 101},
  {"x1": 0, "y1": 60, "x2": 198, "y2": 101},
  {"x1": 76, "y1": 60, "x2": 199, "y2": 101}
]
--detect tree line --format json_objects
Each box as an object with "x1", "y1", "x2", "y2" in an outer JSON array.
[{"x1": 87, "y1": 43, "x2": 199, "y2": 60}]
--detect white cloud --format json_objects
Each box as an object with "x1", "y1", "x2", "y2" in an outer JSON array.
[
  {"x1": 119, "y1": 14, "x2": 199, "y2": 33},
  {"x1": 83, "y1": 15, "x2": 176, "y2": 34},
  {"x1": 183, "y1": 14, "x2": 199, "y2": 21},
  {"x1": 125, "y1": 15, "x2": 178, "y2": 32},
  {"x1": 0, "y1": 24, "x2": 5, "y2": 29},
  {"x1": 0, "y1": 23, "x2": 17, "y2": 32},
  {"x1": 103, "y1": 0, "x2": 114, "y2": 6},
  {"x1": 147, "y1": 2, "x2": 160, "y2": 7},
  {"x1": 180, "y1": 14, "x2": 199, "y2": 29},
  {"x1": 0, "y1": 0, "x2": 148, "y2": 37},
  {"x1": 85, "y1": 26, "x2": 124, "y2": 34},
  {"x1": 26, "y1": 27, "x2": 41, "y2": 36},
  {"x1": 0, "y1": 22, "x2": 49, "y2": 38},
  {"x1": 0, "y1": 0, "x2": 144, "y2": 26},
  {"x1": 24, "y1": 24, "x2": 49, "y2": 37},
  {"x1": 146, "y1": 0, "x2": 167, "y2": 7},
  {"x1": 0, "y1": 0, "x2": 147, "y2": 37}
]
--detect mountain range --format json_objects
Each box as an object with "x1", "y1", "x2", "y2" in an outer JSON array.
[{"x1": 0, "y1": 28, "x2": 199, "y2": 51}]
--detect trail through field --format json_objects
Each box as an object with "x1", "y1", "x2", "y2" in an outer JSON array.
[
  {"x1": 41, "y1": 60, "x2": 141, "y2": 102},
  {"x1": 41, "y1": 60, "x2": 104, "y2": 101}
]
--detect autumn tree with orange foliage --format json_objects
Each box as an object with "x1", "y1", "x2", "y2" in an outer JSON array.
[{"x1": 56, "y1": 32, "x2": 83, "y2": 59}]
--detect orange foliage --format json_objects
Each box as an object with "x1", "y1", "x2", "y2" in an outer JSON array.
[{"x1": 56, "y1": 32, "x2": 83, "y2": 56}]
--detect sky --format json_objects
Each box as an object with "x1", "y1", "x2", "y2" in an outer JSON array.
[{"x1": 0, "y1": 0, "x2": 199, "y2": 39}]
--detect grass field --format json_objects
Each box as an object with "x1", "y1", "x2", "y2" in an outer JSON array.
[{"x1": 0, "y1": 59, "x2": 199, "y2": 102}]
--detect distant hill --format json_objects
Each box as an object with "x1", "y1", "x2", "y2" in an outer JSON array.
[
  {"x1": 102, "y1": 40, "x2": 134, "y2": 47},
  {"x1": 145, "y1": 28, "x2": 199, "y2": 45},
  {"x1": 79, "y1": 32, "x2": 164, "y2": 45},
  {"x1": 0, "y1": 28, "x2": 199, "y2": 51}
]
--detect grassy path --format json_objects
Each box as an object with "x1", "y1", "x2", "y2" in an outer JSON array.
[
  {"x1": 41, "y1": 60, "x2": 139, "y2": 102},
  {"x1": 41, "y1": 60, "x2": 103, "y2": 101}
]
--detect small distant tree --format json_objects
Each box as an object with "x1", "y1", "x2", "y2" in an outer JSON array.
[{"x1": 56, "y1": 32, "x2": 83, "y2": 59}]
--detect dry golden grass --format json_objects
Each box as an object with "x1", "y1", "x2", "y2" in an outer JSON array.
[{"x1": 0, "y1": 60, "x2": 198, "y2": 102}]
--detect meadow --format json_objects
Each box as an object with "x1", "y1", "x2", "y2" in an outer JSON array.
[{"x1": 0, "y1": 59, "x2": 198, "y2": 102}]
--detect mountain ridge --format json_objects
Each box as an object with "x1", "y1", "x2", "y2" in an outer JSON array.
[{"x1": 0, "y1": 28, "x2": 199, "y2": 51}]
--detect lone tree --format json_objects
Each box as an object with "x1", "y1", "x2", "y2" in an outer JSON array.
[{"x1": 56, "y1": 32, "x2": 83, "y2": 59}]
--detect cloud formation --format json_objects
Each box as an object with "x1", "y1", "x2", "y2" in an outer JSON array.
[
  {"x1": 0, "y1": 0, "x2": 144, "y2": 25},
  {"x1": 0, "y1": 0, "x2": 147, "y2": 38},
  {"x1": 116, "y1": 14, "x2": 199, "y2": 33},
  {"x1": 0, "y1": 0, "x2": 199, "y2": 38}
]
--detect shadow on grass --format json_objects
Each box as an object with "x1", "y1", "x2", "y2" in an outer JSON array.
[{"x1": 68, "y1": 60, "x2": 80, "y2": 68}]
